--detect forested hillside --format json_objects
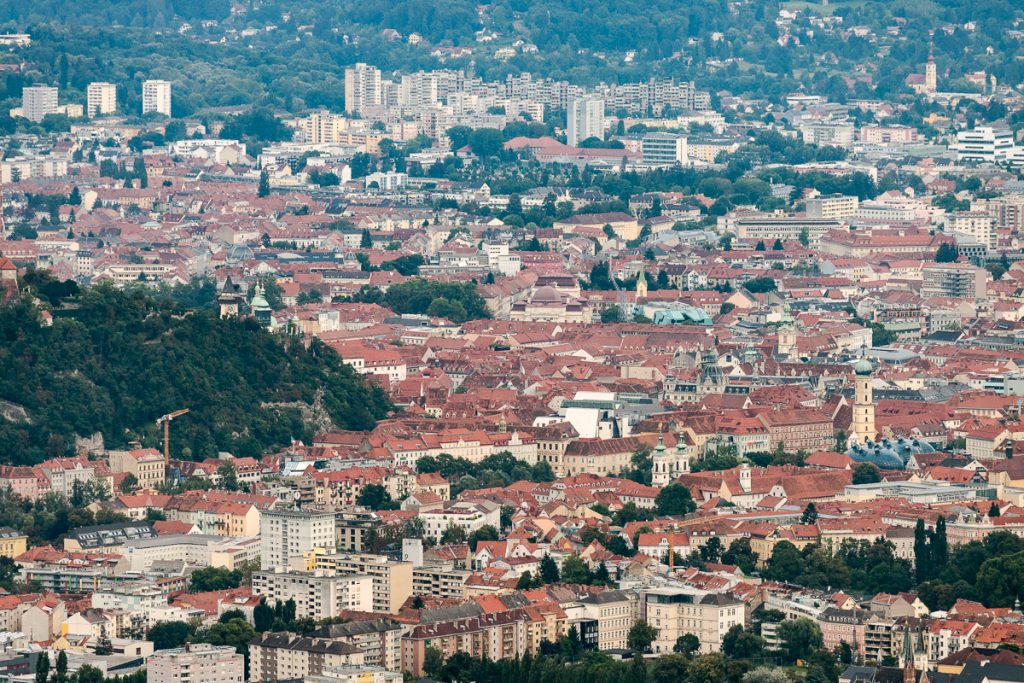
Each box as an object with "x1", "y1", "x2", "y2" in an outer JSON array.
[
  {"x1": 1, "y1": 0, "x2": 1022, "y2": 120},
  {"x1": 0, "y1": 282, "x2": 392, "y2": 464}
]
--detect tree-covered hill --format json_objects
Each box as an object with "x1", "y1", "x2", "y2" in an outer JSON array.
[
  {"x1": 1, "y1": 0, "x2": 1022, "y2": 121},
  {"x1": 0, "y1": 284, "x2": 392, "y2": 464}
]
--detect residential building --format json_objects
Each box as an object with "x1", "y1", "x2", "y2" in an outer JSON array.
[
  {"x1": 313, "y1": 553, "x2": 413, "y2": 614},
  {"x1": 419, "y1": 500, "x2": 501, "y2": 542},
  {"x1": 306, "y1": 621, "x2": 404, "y2": 672},
  {"x1": 0, "y1": 528, "x2": 27, "y2": 559},
  {"x1": 642, "y1": 588, "x2": 745, "y2": 655},
  {"x1": 567, "y1": 96, "x2": 604, "y2": 147},
  {"x1": 249, "y1": 632, "x2": 365, "y2": 682},
  {"x1": 142, "y1": 80, "x2": 172, "y2": 116},
  {"x1": 149, "y1": 643, "x2": 244, "y2": 683},
  {"x1": 304, "y1": 665, "x2": 402, "y2": 683},
  {"x1": 806, "y1": 195, "x2": 860, "y2": 220},
  {"x1": 345, "y1": 63, "x2": 382, "y2": 115},
  {"x1": 950, "y1": 211, "x2": 997, "y2": 250},
  {"x1": 260, "y1": 508, "x2": 337, "y2": 570},
  {"x1": 569, "y1": 590, "x2": 637, "y2": 651},
  {"x1": 108, "y1": 448, "x2": 165, "y2": 490},
  {"x1": 921, "y1": 263, "x2": 988, "y2": 300},
  {"x1": 641, "y1": 133, "x2": 688, "y2": 165},
  {"x1": 86, "y1": 82, "x2": 117, "y2": 118},
  {"x1": 252, "y1": 569, "x2": 373, "y2": 620},
  {"x1": 22, "y1": 86, "x2": 58, "y2": 123}
]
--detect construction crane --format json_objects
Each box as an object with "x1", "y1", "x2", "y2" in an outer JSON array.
[{"x1": 156, "y1": 408, "x2": 190, "y2": 463}]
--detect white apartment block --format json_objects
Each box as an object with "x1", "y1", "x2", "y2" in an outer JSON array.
[
  {"x1": 799, "y1": 123, "x2": 854, "y2": 149},
  {"x1": 148, "y1": 643, "x2": 244, "y2": 683},
  {"x1": 87, "y1": 82, "x2": 117, "y2": 118},
  {"x1": 142, "y1": 80, "x2": 172, "y2": 116},
  {"x1": 22, "y1": 86, "x2": 58, "y2": 123},
  {"x1": 806, "y1": 194, "x2": 860, "y2": 220},
  {"x1": 345, "y1": 63, "x2": 382, "y2": 115},
  {"x1": 641, "y1": 133, "x2": 688, "y2": 165},
  {"x1": 419, "y1": 500, "x2": 501, "y2": 542},
  {"x1": 259, "y1": 508, "x2": 337, "y2": 570},
  {"x1": 252, "y1": 569, "x2": 372, "y2": 619},
  {"x1": 567, "y1": 96, "x2": 604, "y2": 147}
]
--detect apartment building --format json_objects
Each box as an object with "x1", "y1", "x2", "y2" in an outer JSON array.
[
  {"x1": 412, "y1": 565, "x2": 472, "y2": 600},
  {"x1": 0, "y1": 528, "x2": 27, "y2": 559},
  {"x1": 260, "y1": 508, "x2": 337, "y2": 570},
  {"x1": 108, "y1": 448, "x2": 165, "y2": 489},
  {"x1": 249, "y1": 632, "x2": 365, "y2": 682},
  {"x1": 344, "y1": 63, "x2": 382, "y2": 115},
  {"x1": 335, "y1": 509, "x2": 380, "y2": 553},
  {"x1": 142, "y1": 80, "x2": 172, "y2": 116},
  {"x1": 149, "y1": 643, "x2": 244, "y2": 683},
  {"x1": 313, "y1": 552, "x2": 413, "y2": 614},
  {"x1": 252, "y1": 569, "x2": 373, "y2": 620},
  {"x1": 86, "y1": 82, "x2": 117, "y2": 118},
  {"x1": 419, "y1": 500, "x2": 501, "y2": 542},
  {"x1": 570, "y1": 589, "x2": 637, "y2": 651},
  {"x1": 567, "y1": 96, "x2": 604, "y2": 147},
  {"x1": 402, "y1": 610, "x2": 529, "y2": 676},
  {"x1": 921, "y1": 263, "x2": 988, "y2": 300},
  {"x1": 306, "y1": 621, "x2": 404, "y2": 672},
  {"x1": 950, "y1": 210, "x2": 997, "y2": 250},
  {"x1": 641, "y1": 133, "x2": 688, "y2": 165},
  {"x1": 642, "y1": 588, "x2": 744, "y2": 655},
  {"x1": 21, "y1": 86, "x2": 58, "y2": 123},
  {"x1": 305, "y1": 665, "x2": 402, "y2": 683},
  {"x1": 806, "y1": 194, "x2": 859, "y2": 220}
]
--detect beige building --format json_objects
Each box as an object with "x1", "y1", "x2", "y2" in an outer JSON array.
[
  {"x1": 314, "y1": 553, "x2": 413, "y2": 614},
  {"x1": 950, "y1": 211, "x2": 997, "y2": 250},
  {"x1": 250, "y1": 632, "x2": 365, "y2": 682},
  {"x1": 306, "y1": 621, "x2": 404, "y2": 673},
  {"x1": 570, "y1": 590, "x2": 637, "y2": 651},
  {"x1": 642, "y1": 588, "x2": 744, "y2": 655},
  {"x1": 108, "y1": 448, "x2": 165, "y2": 490},
  {"x1": 252, "y1": 569, "x2": 373, "y2": 620},
  {"x1": 86, "y1": 82, "x2": 117, "y2": 118},
  {"x1": 149, "y1": 643, "x2": 244, "y2": 683}
]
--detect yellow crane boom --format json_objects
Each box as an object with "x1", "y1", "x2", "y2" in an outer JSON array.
[{"x1": 156, "y1": 408, "x2": 190, "y2": 463}]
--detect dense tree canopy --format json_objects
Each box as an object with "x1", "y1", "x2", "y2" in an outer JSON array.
[{"x1": 0, "y1": 281, "x2": 391, "y2": 463}]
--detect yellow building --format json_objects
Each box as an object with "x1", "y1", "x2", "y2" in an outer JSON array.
[
  {"x1": 0, "y1": 528, "x2": 27, "y2": 558},
  {"x1": 108, "y1": 448, "x2": 165, "y2": 490}
]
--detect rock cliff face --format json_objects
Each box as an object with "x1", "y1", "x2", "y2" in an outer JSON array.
[{"x1": 0, "y1": 399, "x2": 30, "y2": 424}]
